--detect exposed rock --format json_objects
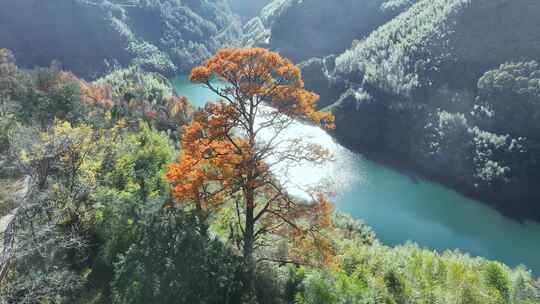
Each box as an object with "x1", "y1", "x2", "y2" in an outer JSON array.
[
  {"x1": 0, "y1": 176, "x2": 31, "y2": 214},
  {"x1": 0, "y1": 175, "x2": 30, "y2": 281}
]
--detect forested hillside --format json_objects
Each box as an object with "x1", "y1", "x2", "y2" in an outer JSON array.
[
  {"x1": 243, "y1": 0, "x2": 418, "y2": 62},
  {"x1": 229, "y1": 0, "x2": 271, "y2": 21},
  {"x1": 2, "y1": 0, "x2": 540, "y2": 303},
  {"x1": 1, "y1": 48, "x2": 539, "y2": 303},
  {"x1": 2, "y1": 44, "x2": 539, "y2": 303},
  {"x1": 0, "y1": 0, "x2": 242, "y2": 79},
  {"x1": 292, "y1": 0, "x2": 540, "y2": 220}
]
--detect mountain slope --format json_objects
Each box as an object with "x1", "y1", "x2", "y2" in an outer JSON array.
[
  {"x1": 301, "y1": 0, "x2": 540, "y2": 219},
  {"x1": 335, "y1": 0, "x2": 540, "y2": 96},
  {"x1": 0, "y1": 0, "x2": 242, "y2": 79},
  {"x1": 228, "y1": 0, "x2": 271, "y2": 22},
  {"x1": 244, "y1": 0, "x2": 418, "y2": 62}
]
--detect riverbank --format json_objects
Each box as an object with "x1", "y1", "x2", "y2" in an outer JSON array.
[{"x1": 330, "y1": 130, "x2": 540, "y2": 224}]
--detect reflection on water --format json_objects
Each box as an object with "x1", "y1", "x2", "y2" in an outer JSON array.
[
  {"x1": 172, "y1": 75, "x2": 540, "y2": 274},
  {"x1": 263, "y1": 120, "x2": 365, "y2": 199},
  {"x1": 171, "y1": 76, "x2": 363, "y2": 198}
]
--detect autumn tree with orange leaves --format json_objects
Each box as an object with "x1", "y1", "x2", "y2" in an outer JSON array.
[{"x1": 167, "y1": 48, "x2": 336, "y2": 271}]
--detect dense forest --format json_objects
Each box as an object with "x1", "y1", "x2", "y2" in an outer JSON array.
[
  {"x1": 1, "y1": 0, "x2": 540, "y2": 303},
  {"x1": 0, "y1": 0, "x2": 243, "y2": 78}
]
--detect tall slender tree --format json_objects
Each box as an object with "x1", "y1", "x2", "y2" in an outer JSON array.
[{"x1": 167, "y1": 48, "x2": 336, "y2": 271}]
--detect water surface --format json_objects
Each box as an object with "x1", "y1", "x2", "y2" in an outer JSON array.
[{"x1": 172, "y1": 75, "x2": 540, "y2": 273}]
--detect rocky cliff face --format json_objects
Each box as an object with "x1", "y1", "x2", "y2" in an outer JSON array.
[
  {"x1": 0, "y1": 0, "x2": 242, "y2": 79},
  {"x1": 299, "y1": 0, "x2": 540, "y2": 219}
]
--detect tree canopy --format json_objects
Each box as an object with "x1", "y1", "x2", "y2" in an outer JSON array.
[{"x1": 167, "y1": 48, "x2": 336, "y2": 272}]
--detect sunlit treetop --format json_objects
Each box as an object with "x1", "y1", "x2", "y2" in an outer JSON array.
[{"x1": 190, "y1": 48, "x2": 335, "y2": 129}]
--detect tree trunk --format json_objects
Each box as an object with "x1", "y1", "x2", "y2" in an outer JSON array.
[
  {"x1": 244, "y1": 98, "x2": 258, "y2": 298},
  {"x1": 243, "y1": 201, "x2": 254, "y2": 260},
  {"x1": 195, "y1": 200, "x2": 208, "y2": 238},
  {"x1": 243, "y1": 188, "x2": 256, "y2": 296}
]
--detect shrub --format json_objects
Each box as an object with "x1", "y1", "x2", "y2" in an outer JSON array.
[{"x1": 112, "y1": 208, "x2": 248, "y2": 304}]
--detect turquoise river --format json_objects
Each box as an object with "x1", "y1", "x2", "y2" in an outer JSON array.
[{"x1": 172, "y1": 75, "x2": 540, "y2": 274}]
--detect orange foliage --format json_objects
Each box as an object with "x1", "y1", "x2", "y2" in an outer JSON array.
[
  {"x1": 79, "y1": 80, "x2": 114, "y2": 110},
  {"x1": 167, "y1": 103, "x2": 256, "y2": 215},
  {"x1": 166, "y1": 95, "x2": 192, "y2": 122},
  {"x1": 168, "y1": 48, "x2": 337, "y2": 267},
  {"x1": 190, "y1": 48, "x2": 335, "y2": 129},
  {"x1": 35, "y1": 69, "x2": 78, "y2": 92},
  {"x1": 78, "y1": 78, "x2": 192, "y2": 130}
]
